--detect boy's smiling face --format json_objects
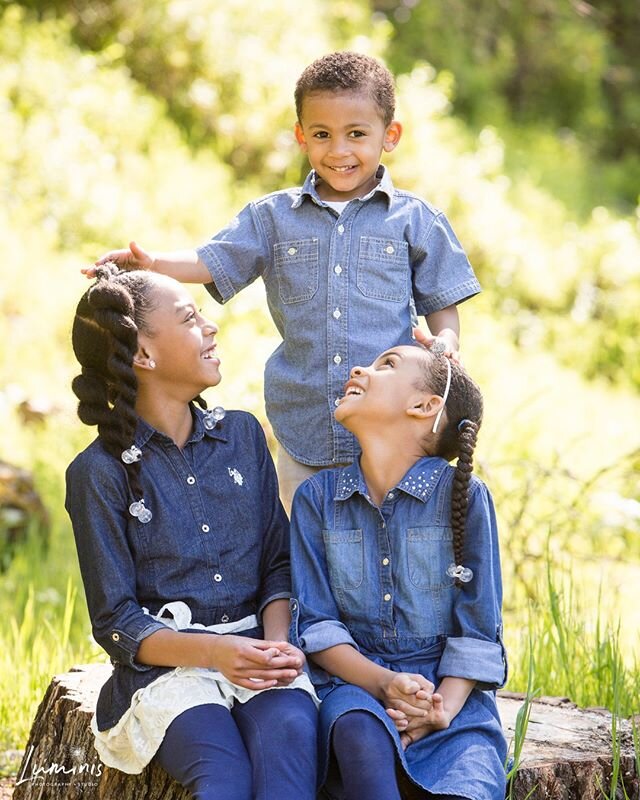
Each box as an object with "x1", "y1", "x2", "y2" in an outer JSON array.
[{"x1": 295, "y1": 90, "x2": 402, "y2": 202}]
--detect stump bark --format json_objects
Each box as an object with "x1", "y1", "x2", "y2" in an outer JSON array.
[{"x1": 13, "y1": 665, "x2": 639, "y2": 800}]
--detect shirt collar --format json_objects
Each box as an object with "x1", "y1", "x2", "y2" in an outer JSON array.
[
  {"x1": 334, "y1": 456, "x2": 449, "y2": 503},
  {"x1": 292, "y1": 165, "x2": 394, "y2": 209},
  {"x1": 133, "y1": 404, "x2": 229, "y2": 448}
]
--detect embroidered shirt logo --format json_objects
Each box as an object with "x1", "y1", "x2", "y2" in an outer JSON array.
[{"x1": 228, "y1": 467, "x2": 244, "y2": 486}]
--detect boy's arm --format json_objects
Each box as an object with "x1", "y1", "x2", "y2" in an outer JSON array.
[
  {"x1": 87, "y1": 240, "x2": 211, "y2": 283},
  {"x1": 423, "y1": 305, "x2": 460, "y2": 358}
]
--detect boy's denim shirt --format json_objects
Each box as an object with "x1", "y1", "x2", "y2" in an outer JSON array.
[
  {"x1": 289, "y1": 457, "x2": 507, "y2": 690},
  {"x1": 196, "y1": 167, "x2": 481, "y2": 467},
  {"x1": 65, "y1": 408, "x2": 290, "y2": 730}
]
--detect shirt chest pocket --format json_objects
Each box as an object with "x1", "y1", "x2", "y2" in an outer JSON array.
[
  {"x1": 274, "y1": 238, "x2": 319, "y2": 304},
  {"x1": 406, "y1": 526, "x2": 454, "y2": 590},
  {"x1": 322, "y1": 529, "x2": 363, "y2": 590},
  {"x1": 357, "y1": 236, "x2": 409, "y2": 303}
]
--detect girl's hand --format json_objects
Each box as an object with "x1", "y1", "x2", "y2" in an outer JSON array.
[
  {"x1": 382, "y1": 672, "x2": 434, "y2": 723},
  {"x1": 268, "y1": 641, "x2": 306, "y2": 686},
  {"x1": 397, "y1": 693, "x2": 452, "y2": 750},
  {"x1": 209, "y1": 635, "x2": 302, "y2": 690},
  {"x1": 82, "y1": 241, "x2": 154, "y2": 278}
]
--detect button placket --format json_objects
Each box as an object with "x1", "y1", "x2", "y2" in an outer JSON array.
[
  {"x1": 327, "y1": 210, "x2": 353, "y2": 462},
  {"x1": 377, "y1": 516, "x2": 394, "y2": 626}
]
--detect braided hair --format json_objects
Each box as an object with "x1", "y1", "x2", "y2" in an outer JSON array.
[
  {"x1": 417, "y1": 349, "x2": 484, "y2": 585},
  {"x1": 71, "y1": 264, "x2": 161, "y2": 505}
]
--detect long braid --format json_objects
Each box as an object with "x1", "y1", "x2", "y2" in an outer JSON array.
[
  {"x1": 451, "y1": 420, "x2": 479, "y2": 570},
  {"x1": 71, "y1": 265, "x2": 157, "y2": 506},
  {"x1": 416, "y1": 347, "x2": 483, "y2": 586}
]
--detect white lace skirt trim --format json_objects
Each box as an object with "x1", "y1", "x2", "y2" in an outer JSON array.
[{"x1": 91, "y1": 602, "x2": 319, "y2": 774}]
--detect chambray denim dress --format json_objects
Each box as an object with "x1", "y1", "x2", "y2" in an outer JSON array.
[
  {"x1": 65, "y1": 408, "x2": 292, "y2": 732},
  {"x1": 289, "y1": 458, "x2": 508, "y2": 800},
  {"x1": 196, "y1": 166, "x2": 481, "y2": 467}
]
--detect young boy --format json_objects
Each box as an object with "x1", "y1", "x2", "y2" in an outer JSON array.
[{"x1": 93, "y1": 51, "x2": 481, "y2": 512}]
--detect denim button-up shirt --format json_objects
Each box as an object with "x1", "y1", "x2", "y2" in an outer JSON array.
[
  {"x1": 289, "y1": 458, "x2": 507, "y2": 689},
  {"x1": 65, "y1": 408, "x2": 290, "y2": 729},
  {"x1": 196, "y1": 167, "x2": 481, "y2": 467}
]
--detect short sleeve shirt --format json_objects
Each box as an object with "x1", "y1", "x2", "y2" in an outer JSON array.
[{"x1": 196, "y1": 167, "x2": 480, "y2": 466}]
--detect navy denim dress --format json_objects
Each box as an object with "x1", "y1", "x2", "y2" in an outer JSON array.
[
  {"x1": 290, "y1": 458, "x2": 508, "y2": 800},
  {"x1": 65, "y1": 408, "x2": 291, "y2": 731}
]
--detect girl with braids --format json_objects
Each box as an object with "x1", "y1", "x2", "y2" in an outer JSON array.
[
  {"x1": 65, "y1": 265, "x2": 318, "y2": 800},
  {"x1": 289, "y1": 342, "x2": 507, "y2": 800}
]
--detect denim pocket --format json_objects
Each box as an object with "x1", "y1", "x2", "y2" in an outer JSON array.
[
  {"x1": 322, "y1": 529, "x2": 363, "y2": 590},
  {"x1": 406, "y1": 526, "x2": 454, "y2": 590},
  {"x1": 356, "y1": 236, "x2": 409, "y2": 302},
  {"x1": 274, "y1": 238, "x2": 319, "y2": 304}
]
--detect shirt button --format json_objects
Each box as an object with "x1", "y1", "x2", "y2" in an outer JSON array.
[
  {"x1": 387, "y1": 491, "x2": 395, "y2": 499},
  {"x1": 382, "y1": 557, "x2": 390, "y2": 566},
  {"x1": 221, "y1": 614, "x2": 230, "y2": 623},
  {"x1": 333, "y1": 354, "x2": 342, "y2": 365},
  {"x1": 337, "y1": 224, "x2": 345, "y2": 234},
  {"x1": 333, "y1": 308, "x2": 341, "y2": 319},
  {"x1": 287, "y1": 247, "x2": 297, "y2": 255},
  {"x1": 385, "y1": 245, "x2": 395, "y2": 254},
  {"x1": 383, "y1": 593, "x2": 391, "y2": 602},
  {"x1": 201, "y1": 524, "x2": 210, "y2": 533},
  {"x1": 186, "y1": 476, "x2": 196, "y2": 485},
  {"x1": 214, "y1": 573, "x2": 223, "y2": 582},
  {"x1": 334, "y1": 264, "x2": 342, "y2": 274},
  {"x1": 334, "y1": 397, "x2": 340, "y2": 407},
  {"x1": 111, "y1": 632, "x2": 120, "y2": 642}
]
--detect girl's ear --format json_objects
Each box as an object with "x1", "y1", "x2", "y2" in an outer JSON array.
[
  {"x1": 406, "y1": 394, "x2": 443, "y2": 420},
  {"x1": 133, "y1": 344, "x2": 155, "y2": 371}
]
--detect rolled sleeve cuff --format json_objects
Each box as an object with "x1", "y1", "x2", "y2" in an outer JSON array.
[
  {"x1": 414, "y1": 277, "x2": 482, "y2": 316},
  {"x1": 98, "y1": 618, "x2": 168, "y2": 672},
  {"x1": 196, "y1": 244, "x2": 236, "y2": 304},
  {"x1": 258, "y1": 591, "x2": 291, "y2": 622},
  {"x1": 299, "y1": 620, "x2": 358, "y2": 654},
  {"x1": 438, "y1": 636, "x2": 506, "y2": 688}
]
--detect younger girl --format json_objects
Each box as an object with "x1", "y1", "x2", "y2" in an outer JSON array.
[
  {"x1": 65, "y1": 265, "x2": 317, "y2": 800},
  {"x1": 289, "y1": 342, "x2": 507, "y2": 800}
]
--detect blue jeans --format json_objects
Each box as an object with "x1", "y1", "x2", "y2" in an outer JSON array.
[{"x1": 155, "y1": 689, "x2": 317, "y2": 800}]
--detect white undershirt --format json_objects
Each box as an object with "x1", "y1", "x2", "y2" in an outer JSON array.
[{"x1": 324, "y1": 200, "x2": 351, "y2": 215}]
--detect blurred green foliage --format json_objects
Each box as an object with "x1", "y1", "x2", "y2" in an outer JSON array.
[
  {"x1": 0, "y1": 0, "x2": 639, "y2": 759},
  {"x1": 374, "y1": 0, "x2": 640, "y2": 212}
]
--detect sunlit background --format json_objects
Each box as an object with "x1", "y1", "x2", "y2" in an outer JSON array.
[{"x1": 1, "y1": 0, "x2": 639, "y2": 779}]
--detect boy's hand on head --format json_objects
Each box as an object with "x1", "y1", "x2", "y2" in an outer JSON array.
[
  {"x1": 82, "y1": 241, "x2": 154, "y2": 279},
  {"x1": 412, "y1": 327, "x2": 461, "y2": 365}
]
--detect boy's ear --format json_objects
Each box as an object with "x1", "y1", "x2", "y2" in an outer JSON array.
[
  {"x1": 383, "y1": 121, "x2": 402, "y2": 153},
  {"x1": 294, "y1": 122, "x2": 308, "y2": 153},
  {"x1": 406, "y1": 394, "x2": 443, "y2": 420}
]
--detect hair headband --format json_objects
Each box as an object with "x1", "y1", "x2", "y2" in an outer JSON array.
[{"x1": 429, "y1": 338, "x2": 451, "y2": 434}]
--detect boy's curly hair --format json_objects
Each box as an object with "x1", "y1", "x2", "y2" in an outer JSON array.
[{"x1": 295, "y1": 51, "x2": 396, "y2": 126}]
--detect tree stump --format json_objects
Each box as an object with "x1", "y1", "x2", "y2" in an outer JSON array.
[
  {"x1": 13, "y1": 664, "x2": 188, "y2": 800},
  {"x1": 12, "y1": 665, "x2": 639, "y2": 800}
]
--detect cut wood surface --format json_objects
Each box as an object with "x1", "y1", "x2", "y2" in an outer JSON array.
[{"x1": 12, "y1": 665, "x2": 639, "y2": 799}]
